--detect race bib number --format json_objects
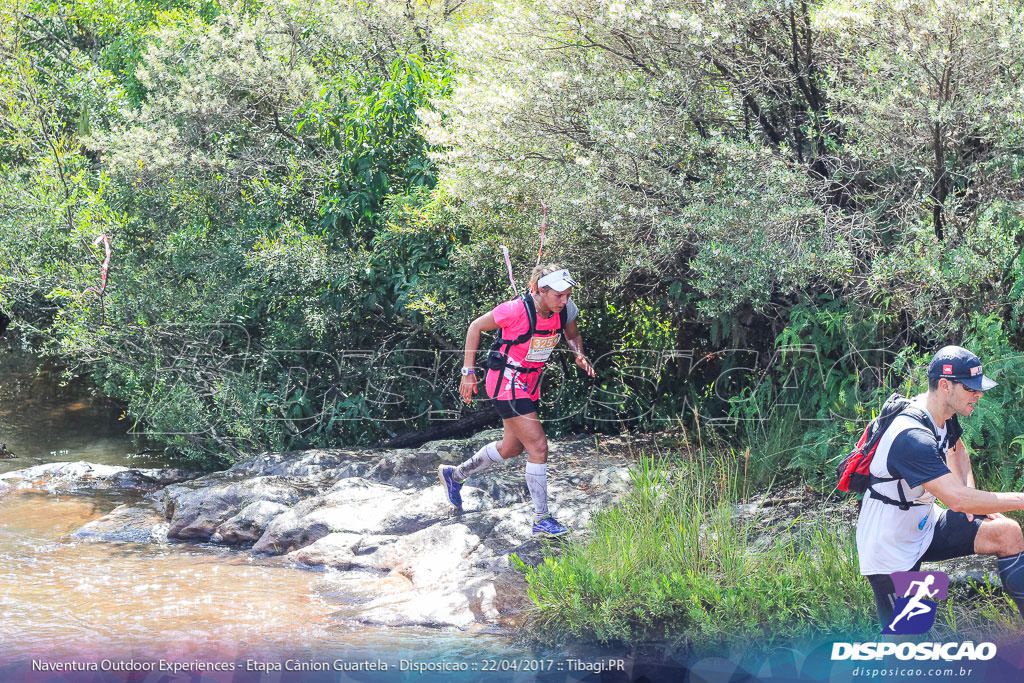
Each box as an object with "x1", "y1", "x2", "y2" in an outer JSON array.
[{"x1": 524, "y1": 333, "x2": 560, "y2": 362}]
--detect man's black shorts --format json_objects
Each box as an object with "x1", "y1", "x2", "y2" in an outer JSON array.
[
  {"x1": 493, "y1": 397, "x2": 538, "y2": 419},
  {"x1": 915, "y1": 509, "x2": 983, "y2": 566},
  {"x1": 866, "y1": 509, "x2": 982, "y2": 626}
]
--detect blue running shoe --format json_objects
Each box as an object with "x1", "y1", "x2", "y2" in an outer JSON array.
[
  {"x1": 532, "y1": 516, "x2": 570, "y2": 537},
  {"x1": 438, "y1": 465, "x2": 463, "y2": 508}
]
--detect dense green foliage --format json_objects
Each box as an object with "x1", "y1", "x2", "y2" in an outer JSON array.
[
  {"x1": 2, "y1": 0, "x2": 1024, "y2": 475},
  {"x1": 735, "y1": 308, "x2": 1024, "y2": 492},
  {"x1": 1, "y1": 0, "x2": 461, "y2": 463}
]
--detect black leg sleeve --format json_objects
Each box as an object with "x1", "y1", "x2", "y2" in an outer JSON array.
[{"x1": 867, "y1": 574, "x2": 897, "y2": 630}]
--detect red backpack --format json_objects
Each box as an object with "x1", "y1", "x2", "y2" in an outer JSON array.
[{"x1": 836, "y1": 393, "x2": 933, "y2": 508}]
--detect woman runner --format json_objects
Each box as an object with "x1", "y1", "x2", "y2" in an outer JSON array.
[{"x1": 438, "y1": 264, "x2": 596, "y2": 535}]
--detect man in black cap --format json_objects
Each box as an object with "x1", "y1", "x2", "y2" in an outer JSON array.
[{"x1": 857, "y1": 345, "x2": 1024, "y2": 628}]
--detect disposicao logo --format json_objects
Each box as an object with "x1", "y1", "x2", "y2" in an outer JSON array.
[
  {"x1": 830, "y1": 641, "x2": 996, "y2": 662},
  {"x1": 884, "y1": 570, "x2": 948, "y2": 635},
  {"x1": 831, "y1": 570, "x2": 997, "y2": 663}
]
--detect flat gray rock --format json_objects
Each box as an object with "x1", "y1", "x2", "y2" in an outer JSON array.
[
  {"x1": 73, "y1": 500, "x2": 170, "y2": 544},
  {"x1": 0, "y1": 461, "x2": 199, "y2": 494}
]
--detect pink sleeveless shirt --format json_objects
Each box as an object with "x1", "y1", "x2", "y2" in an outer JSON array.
[{"x1": 484, "y1": 296, "x2": 574, "y2": 401}]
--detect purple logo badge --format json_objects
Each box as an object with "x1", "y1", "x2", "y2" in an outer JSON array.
[{"x1": 883, "y1": 571, "x2": 949, "y2": 635}]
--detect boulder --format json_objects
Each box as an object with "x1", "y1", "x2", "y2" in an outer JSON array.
[
  {"x1": 162, "y1": 475, "x2": 314, "y2": 541},
  {"x1": 211, "y1": 500, "x2": 291, "y2": 545},
  {"x1": 289, "y1": 532, "x2": 397, "y2": 569},
  {"x1": 252, "y1": 478, "x2": 413, "y2": 555},
  {"x1": 328, "y1": 513, "x2": 537, "y2": 628}
]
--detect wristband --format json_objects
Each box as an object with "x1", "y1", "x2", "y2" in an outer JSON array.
[{"x1": 461, "y1": 367, "x2": 476, "y2": 376}]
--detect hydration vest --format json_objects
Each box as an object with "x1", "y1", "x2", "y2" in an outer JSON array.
[
  {"x1": 866, "y1": 409, "x2": 938, "y2": 511},
  {"x1": 838, "y1": 393, "x2": 958, "y2": 510},
  {"x1": 486, "y1": 293, "x2": 568, "y2": 400}
]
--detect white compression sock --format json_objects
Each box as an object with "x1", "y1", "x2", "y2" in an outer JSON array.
[
  {"x1": 524, "y1": 461, "x2": 549, "y2": 520},
  {"x1": 453, "y1": 441, "x2": 503, "y2": 482}
]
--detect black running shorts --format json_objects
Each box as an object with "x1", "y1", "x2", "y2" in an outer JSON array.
[
  {"x1": 493, "y1": 397, "x2": 538, "y2": 419},
  {"x1": 916, "y1": 509, "x2": 983, "y2": 565}
]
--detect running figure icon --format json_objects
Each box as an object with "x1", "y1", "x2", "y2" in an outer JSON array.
[{"x1": 888, "y1": 574, "x2": 939, "y2": 632}]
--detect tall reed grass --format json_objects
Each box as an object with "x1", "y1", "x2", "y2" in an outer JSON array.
[{"x1": 520, "y1": 448, "x2": 876, "y2": 647}]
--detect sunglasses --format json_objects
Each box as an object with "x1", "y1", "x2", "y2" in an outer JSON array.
[{"x1": 950, "y1": 380, "x2": 983, "y2": 395}]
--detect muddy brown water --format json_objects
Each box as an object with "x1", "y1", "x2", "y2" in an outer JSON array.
[
  {"x1": 0, "y1": 341, "x2": 151, "y2": 476},
  {"x1": 0, "y1": 339, "x2": 522, "y2": 667}
]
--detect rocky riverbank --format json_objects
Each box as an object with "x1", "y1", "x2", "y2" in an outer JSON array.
[{"x1": 0, "y1": 431, "x2": 634, "y2": 630}]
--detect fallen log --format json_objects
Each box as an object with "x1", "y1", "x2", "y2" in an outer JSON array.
[{"x1": 372, "y1": 407, "x2": 500, "y2": 449}]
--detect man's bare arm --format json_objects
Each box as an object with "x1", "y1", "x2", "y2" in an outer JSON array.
[{"x1": 923, "y1": 473, "x2": 1024, "y2": 515}]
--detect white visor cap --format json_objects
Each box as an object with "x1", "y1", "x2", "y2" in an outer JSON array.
[{"x1": 537, "y1": 269, "x2": 577, "y2": 292}]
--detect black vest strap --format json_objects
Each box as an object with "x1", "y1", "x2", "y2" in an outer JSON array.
[{"x1": 866, "y1": 406, "x2": 940, "y2": 510}]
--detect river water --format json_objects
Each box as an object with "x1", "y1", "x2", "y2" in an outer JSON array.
[
  {"x1": 0, "y1": 338, "x2": 541, "y2": 680},
  {"x1": 0, "y1": 339, "x2": 145, "y2": 475}
]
